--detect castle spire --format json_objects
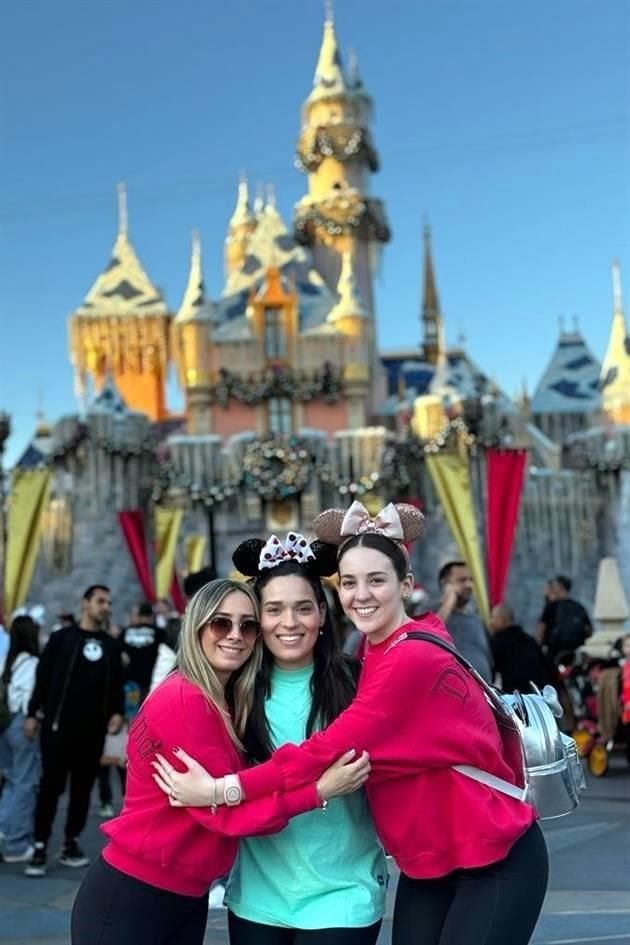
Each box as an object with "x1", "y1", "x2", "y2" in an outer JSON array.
[
  {"x1": 176, "y1": 231, "x2": 211, "y2": 322},
  {"x1": 347, "y1": 46, "x2": 370, "y2": 104},
  {"x1": 69, "y1": 184, "x2": 170, "y2": 421},
  {"x1": 229, "y1": 174, "x2": 254, "y2": 228},
  {"x1": 117, "y1": 181, "x2": 128, "y2": 236},
  {"x1": 421, "y1": 224, "x2": 445, "y2": 365},
  {"x1": 600, "y1": 259, "x2": 630, "y2": 424},
  {"x1": 308, "y1": 4, "x2": 347, "y2": 103},
  {"x1": 75, "y1": 184, "x2": 167, "y2": 317}
]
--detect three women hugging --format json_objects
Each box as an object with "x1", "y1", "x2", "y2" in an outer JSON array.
[{"x1": 71, "y1": 500, "x2": 549, "y2": 945}]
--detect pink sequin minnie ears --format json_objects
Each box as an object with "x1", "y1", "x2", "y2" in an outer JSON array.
[
  {"x1": 259, "y1": 533, "x2": 315, "y2": 570},
  {"x1": 313, "y1": 500, "x2": 425, "y2": 549}
]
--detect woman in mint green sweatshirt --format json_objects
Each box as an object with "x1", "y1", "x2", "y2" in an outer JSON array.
[{"x1": 224, "y1": 533, "x2": 386, "y2": 945}]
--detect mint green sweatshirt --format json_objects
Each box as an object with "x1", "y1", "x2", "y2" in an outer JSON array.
[{"x1": 225, "y1": 664, "x2": 387, "y2": 929}]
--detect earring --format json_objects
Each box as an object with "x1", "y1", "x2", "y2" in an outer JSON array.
[{"x1": 319, "y1": 630, "x2": 324, "y2": 636}]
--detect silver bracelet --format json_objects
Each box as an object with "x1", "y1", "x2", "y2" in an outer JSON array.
[{"x1": 210, "y1": 779, "x2": 217, "y2": 815}]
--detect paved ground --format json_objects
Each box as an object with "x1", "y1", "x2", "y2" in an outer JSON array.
[{"x1": 1, "y1": 757, "x2": 628, "y2": 945}]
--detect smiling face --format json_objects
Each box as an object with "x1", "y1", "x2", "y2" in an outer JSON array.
[
  {"x1": 338, "y1": 545, "x2": 413, "y2": 645},
  {"x1": 199, "y1": 589, "x2": 260, "y2": 684},
  {"x1": 260, "y1": 574, "x2": 325, "y2": 670}
]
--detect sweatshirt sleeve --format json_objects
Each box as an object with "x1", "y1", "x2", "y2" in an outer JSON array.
[
  {"x1": 186, "y1": 783, "x2": 320, "y2": 838},
  {"x1": 240, "y1": 637, "x2": 486, "y2": 800},
  {"x1": 149, "y1": 681, "x2": 320, "y2": 839}
]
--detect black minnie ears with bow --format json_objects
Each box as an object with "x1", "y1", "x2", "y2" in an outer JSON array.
[{"x1": 233, "y1": 533, "x2": 338, "y2": 579}]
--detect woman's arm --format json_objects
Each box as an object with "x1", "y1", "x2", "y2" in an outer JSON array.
[
  {"x1": 152, "y1": 745, "x2": 370, "y2": 809},
  {"x1": 154, "y1": 650, "x2": 424, "y2": 804},
  {"x1": 151, "y1": 636, "x2": 480, "y2": 808},
  {"x1": 142, "y1": 678, "x2": 369, "y2": 839}
]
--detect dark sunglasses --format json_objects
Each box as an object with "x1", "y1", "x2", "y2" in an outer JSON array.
[{"x1": 205, "y1": 616, "x2": 261, "y2": 639}]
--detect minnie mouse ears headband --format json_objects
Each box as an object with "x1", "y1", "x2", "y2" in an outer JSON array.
[
  {"x1": 233, "y1": 532, "x2": 337, "y2": 579},
  {"x1": 313, "y1": 500, "x2": 425, "y2": 549}
]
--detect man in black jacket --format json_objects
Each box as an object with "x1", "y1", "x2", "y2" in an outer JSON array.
[
  {"x1": 24, "y1": 585, "x2": 124, "y2": 877},
  {"x1": 490, "y1": 603, "x2": 555, "y2": 693}
]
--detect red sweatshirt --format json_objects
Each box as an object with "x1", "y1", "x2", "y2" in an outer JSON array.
[
  {"x1": 102, "y1": 672, "x2": 319, "y2": 896},
  {"x1": 240, "y1": 615, "x2": 536, "y2": 879}
]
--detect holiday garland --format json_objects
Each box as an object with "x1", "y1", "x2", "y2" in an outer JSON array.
[
  {"x1": 211, "y1": 365, "x2": 343, "y2": 408},
  {"x1": 295, "y1": 126, "x2": 379, "y2": 173},
  {"x1": 295, "y1": 199, "x2": 390, "y2": 242},
  {"x1": 242, "y1": 436, "x2": 314, "y2": 500}
]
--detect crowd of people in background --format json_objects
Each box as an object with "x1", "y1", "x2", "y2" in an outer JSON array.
[{"x1": 0, "y1": 530, "x2": 628, "y2": 944}]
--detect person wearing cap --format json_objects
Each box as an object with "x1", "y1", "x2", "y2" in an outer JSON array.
[{"x1": 155, "y1": 501, "x2": 548, "y2": 945}]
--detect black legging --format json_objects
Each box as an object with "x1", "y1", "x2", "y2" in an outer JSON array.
[
  {"x1": 392, "y1": 822, "x2": 548, "y2": 945},
  {"x1": 71, "y1": 856, "x2": 208, "y2": 945},
  {"x1": 228, "y1": 912, "x2": 382, "y2": 945}
]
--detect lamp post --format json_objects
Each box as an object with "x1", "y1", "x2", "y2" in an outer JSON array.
[{"x1": 0, "y1": 411, "x2": 12, "y2": 618}]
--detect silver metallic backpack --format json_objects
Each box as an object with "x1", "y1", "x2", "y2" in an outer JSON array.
[{"x1": 405, "y1": 631, "x2": 586, "y2": 819}]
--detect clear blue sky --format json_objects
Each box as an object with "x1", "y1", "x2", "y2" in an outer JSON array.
[{"x1": 1, "y1": 0, "x2": 628, "y2": 464}]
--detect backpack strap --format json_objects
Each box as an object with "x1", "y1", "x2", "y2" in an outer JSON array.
[
  {"x1": 403, "y1": 630, "x2": 529, "y2": 802},
  {"x1": 404, "y1": 631, "x2": 512, "y2": 721}
]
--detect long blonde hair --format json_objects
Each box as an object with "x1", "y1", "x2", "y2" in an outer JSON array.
[{"x1": 176, "y1": 579, "x2": 262, "y2": 749}]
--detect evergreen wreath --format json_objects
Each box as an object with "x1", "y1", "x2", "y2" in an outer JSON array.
[{"x1": 242, "y1": 436, "x2": 313, "y2": 500}]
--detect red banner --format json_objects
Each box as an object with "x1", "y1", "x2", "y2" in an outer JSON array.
[
  {"x1": 170, "y1": 571, "x2": 187, "y2": 615},
  {"x1": 485, "y1": 449, "x2": 527, "y2": 607},
  {"x1": 118, "y1": 510, "x2": 155, "y2": 602}
]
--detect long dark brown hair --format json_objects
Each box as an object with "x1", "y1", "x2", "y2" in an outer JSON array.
[
  {"x1": 2, "y1": 616, "x2": 40, "y2": 683},
  {"x1": 232, "y1": 544, "x2": 358, "y2": 763}
]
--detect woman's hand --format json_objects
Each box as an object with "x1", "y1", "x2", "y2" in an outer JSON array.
[
  {"x1": 152, "y1": 749, "x2": 217, "y2": 807},
  {"x1": 316, "y1": 749, "x2": 371, "y2": 802}
]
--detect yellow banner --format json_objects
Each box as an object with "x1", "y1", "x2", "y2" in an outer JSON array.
[
  {"x1": 4, "y1": 470, "x2": 52, "y2": 615},
  {"x1": 185, "y1": 535, "x2": 206, "y2": 575},
  {"x1": 426, "y1": 453, "x2": 489, "y2": 625},
  {"x1": 154, "y1": 507, "x2": 183, "y2": 600}
]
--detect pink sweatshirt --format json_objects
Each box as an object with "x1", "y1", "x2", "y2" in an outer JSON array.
[
  {"x1": 102, "y1": 673, "x2": 318, "y2": 896},
  {"x1": 240, "y1": 615, "x2": 536, "y2": 879}
]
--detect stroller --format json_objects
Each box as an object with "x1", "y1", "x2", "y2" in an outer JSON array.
[{"x1": 560, "y1": 642, "x2": 629, "y2": 776}]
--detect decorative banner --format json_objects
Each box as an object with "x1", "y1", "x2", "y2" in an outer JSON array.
[
  {"x1": 486, "y1": 449, "x2": 527, "y2": 607},
  {"x1": 185, "y1": 535, "x2": 206, "y2": 575},
  {"x1": 3, "y1": 470, "x2": 51, "y2": 616},
  {"x1": 170, "y1": 572, "x2": 187, "y2": 615},
  {"x1": 154, "y1": 507, "x2": 183, "y2": 600},
  {"x1": 118, "y1": 510, "x2": 155, "y2": 601},
  {"x1": 426, "y1": 453, "x2": 490, "y2": 625}
]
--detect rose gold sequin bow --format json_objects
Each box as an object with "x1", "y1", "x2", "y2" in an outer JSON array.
[{"x1": 340, "y1": 501, "x2": 405, "y2": 541}]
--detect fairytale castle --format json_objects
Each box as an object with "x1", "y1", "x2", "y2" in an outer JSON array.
[{"x1": 13, "y1": 12, "x2": 630, "y2": 624}]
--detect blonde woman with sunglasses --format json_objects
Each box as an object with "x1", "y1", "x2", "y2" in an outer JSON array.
[{"x1": 71, "y1": 579, "x2": 369, "y2": 945}]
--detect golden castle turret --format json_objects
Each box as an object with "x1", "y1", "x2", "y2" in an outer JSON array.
[
  {"x1": 421, "y1": 225, "x2": 446, "y2": 366},
  {"x1": 172, "y1": 232, "x2": 215, "y2": 434},
  {"x1": 68, "y1": 184, "x2": 171, "y2": 420},
  {"x1": 294, "y1": 6, "x2": 390, "y2": 314},
  {"x1": 600, "y1": 260, "x2": 630, "y2": 425}
]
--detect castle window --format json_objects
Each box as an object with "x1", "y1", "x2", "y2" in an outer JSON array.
[
  {"x1": 264, "y1": 307, "x2": 287, "y2": 360},
  {"x1": 268, "y1": 397, "x2": 292, "y2": 435}
]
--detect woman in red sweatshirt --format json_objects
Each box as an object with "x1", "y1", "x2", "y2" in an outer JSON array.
[
  {"x1": 70, "y1": 578, "x2": 370, "y2": 945},
  {"x1": 156, "y1": 505, "x2": 549, "y2": 945}
]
